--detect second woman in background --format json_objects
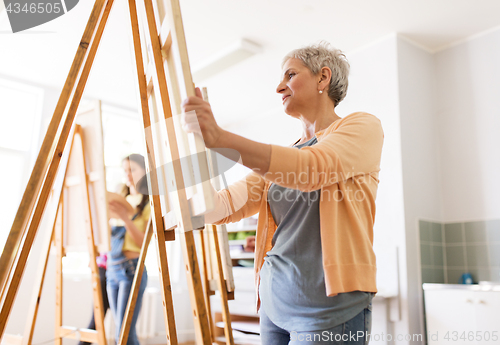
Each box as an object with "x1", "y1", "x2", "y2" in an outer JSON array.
[{"x1": 107, "y1": 153, "x2": 150, "y2": 345}]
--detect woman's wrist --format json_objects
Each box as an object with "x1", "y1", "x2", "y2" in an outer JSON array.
[
  {"x1": 213, "y1": 128, "x2": 229, "y2": 148},
  {"x1": 123, "y1": 217, "x2": 134, "y2": 227}
]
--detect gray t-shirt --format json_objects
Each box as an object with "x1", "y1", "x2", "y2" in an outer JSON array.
[{"x1": 259, "y1": 135, "x2": 373, "y2": 331}]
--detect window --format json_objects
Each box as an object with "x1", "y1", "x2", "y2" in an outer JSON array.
[
  {"x1": 101, "y1": 104, "x2": 145, "y2": 192},
  {"x1": 0, "y1": 78, "x2": 43, "y2": 248}
]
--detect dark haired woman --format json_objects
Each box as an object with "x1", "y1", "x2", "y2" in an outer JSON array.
[{"x1": 107, "y1": 153, "x2": 150, "y2": 345}]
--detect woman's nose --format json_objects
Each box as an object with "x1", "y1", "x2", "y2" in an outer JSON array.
[{"x1": 276, "y1": 80, "x2": 286, "y2": 94}]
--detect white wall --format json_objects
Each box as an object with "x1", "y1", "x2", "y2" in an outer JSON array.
[
  {"x1": 396, "y1": 36, "x2": 443, "y2": 343},
  {"x1": 435, "y1": 27, "x2": 500, "y2": 222},
  {"x1": 365, "y1": 27, "x2": 500, "y2": 344},
  {"x1": 198, "y1": 48, "x2": 303, "y2": 146},
  {"x1": 339, "y1": 34, "x2": 411, "y2": 344}
]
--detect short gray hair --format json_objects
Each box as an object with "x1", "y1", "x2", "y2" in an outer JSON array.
[{"x1": 282, "y1": 42, "x2": 350, "y2": 107}]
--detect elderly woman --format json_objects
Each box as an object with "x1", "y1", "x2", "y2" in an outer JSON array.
[{"x1": 182, "y1": 42, "x2": 383, "y2": 345}]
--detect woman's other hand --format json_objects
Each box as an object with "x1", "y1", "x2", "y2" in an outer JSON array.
[
  {"x1": 109, "y1": 200, "x2": 130, "y2": 221},
  {"x1": 181, "y1": 87, "x2": 224, "y2": 148}
]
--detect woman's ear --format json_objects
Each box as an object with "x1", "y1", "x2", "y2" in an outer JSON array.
[{"x1": 319, "y1": 66, "x2": 332, "y2": 91}]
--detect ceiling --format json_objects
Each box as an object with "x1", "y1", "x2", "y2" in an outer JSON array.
[{"x1": 1, "y1": 0, "x2": 500, "y2": 122}]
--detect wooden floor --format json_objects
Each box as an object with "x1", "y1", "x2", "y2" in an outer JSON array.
[
  {"x1": 149, "y1": 343, "x2": 194, "y2": 345},
  {"x1": 151, "y1": 343, "x2": 195, "y2": 345}
]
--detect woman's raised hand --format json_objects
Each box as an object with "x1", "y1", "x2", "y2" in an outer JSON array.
[
  {"x1": 108, "y1": 200, "x2": 130, "y2": 221},
  {"x1": 181, "y1": 87, "x2": 224, "y2": 148}
]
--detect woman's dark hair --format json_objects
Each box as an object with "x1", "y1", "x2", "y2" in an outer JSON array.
[{"x1": 120, "y1": 153, "x2": 149, "y2": 216}]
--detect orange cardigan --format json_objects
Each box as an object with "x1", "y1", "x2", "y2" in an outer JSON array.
[{"x1": 210, "y1": 112, "x2": 384, "y2": 311}]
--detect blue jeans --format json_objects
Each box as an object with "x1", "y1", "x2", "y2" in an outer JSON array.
[
  {"x1": 260, "y1": 303, "x2": 372, "y2": 345},
  {"x1": 106, "y1": 258, "x2": 148, "y2": 345}
]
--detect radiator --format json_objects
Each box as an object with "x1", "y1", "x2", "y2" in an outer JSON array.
[
  {"x1": 137, "y1": 287, "x2": 158, "y2": 339},
  {"x1": 105, "y1": 287, "x2": 159, "y2": 343}
]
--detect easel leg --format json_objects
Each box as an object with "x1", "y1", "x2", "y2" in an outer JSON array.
[
  {"x1": 199, "y1": 228, "x2": 215, "y2": 343},
  {"x1": 118, "y1": 220, "x2": 152, "y2": 345},
  {"x1": 78, "y1": 128, "x2": 107, "y2": 345},
  {"x1": 21, "y1": 206, "x2": 58, "y2": 345},
  {"x1": 210, "y1": 225, "x2": 234, "y2": 345},
  {"x1": 154, "y1": 222, "x2": 179, "y2": 345},
  {"x1": 55, "y1": 193, "x2": 64, "y2": 345},
  {"x1": 0, "y1": 262, "x2": 13, "y2": 310},
  {"x1": 180, "y1": 232, "x2": 212, "y2": 345}
]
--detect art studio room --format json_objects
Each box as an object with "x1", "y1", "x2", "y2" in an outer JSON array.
[{"x1": 1, "y1": 0, "x2": 500, "y2": 345}]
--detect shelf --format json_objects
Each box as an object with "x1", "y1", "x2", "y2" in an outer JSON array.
[
  {"x1": 230, "y1": 252, "x2": 255, "y2": 260},
  {"x1": 213, "y1": 313, "x2": 260, "y2": 345},
  {"x1": 225, "y1": 227, "x2": 257, "y2": 233},
  {"x1": 216, "y1": 320, "x2": 259, "y2": 334},
  {"x1": 229, "y1": 240, "x2": 255, "y2": 260},
  {"x1": 215, "y1": 333, "x2": 260, "y2": 345},
  {"x1": 229, "y1": 240, "x2": 247, "y2": 246}
]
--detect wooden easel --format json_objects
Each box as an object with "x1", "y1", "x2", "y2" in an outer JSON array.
[
  {"x1": 16, "y1": 125, "x2": 108, "y2": 345},
  {"x1": 0, "y1": 0, "x2": 237, "y2": 344},
  {"x1": 116, "y1": 181, "x2": 235, "y2": 345},
  {"x1": 56, "y1": 125, "x2": 108, "y2": 345},
  {"x1": 199, "y1": 88, "x2": 236, "y2": 345}
]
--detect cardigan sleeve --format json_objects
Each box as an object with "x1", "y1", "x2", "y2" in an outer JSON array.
[
  {"x1": 265, "y1": 112, "x2": 384, "y2": 192},
  {"x1": 204, "y1": 170, "x2": 265, "y2": 225}
]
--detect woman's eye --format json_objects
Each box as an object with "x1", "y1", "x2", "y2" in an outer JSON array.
[{"x1": 289, "y1": 73, "x2": 295, "y2": 78}]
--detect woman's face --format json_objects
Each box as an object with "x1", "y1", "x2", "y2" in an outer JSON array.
[
  {"x1": 276, "y1": 58, "x2": 320, "y2": 116},
  {"x1": 122, "y1": 159, "x2": 146, "y2": 189}
]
